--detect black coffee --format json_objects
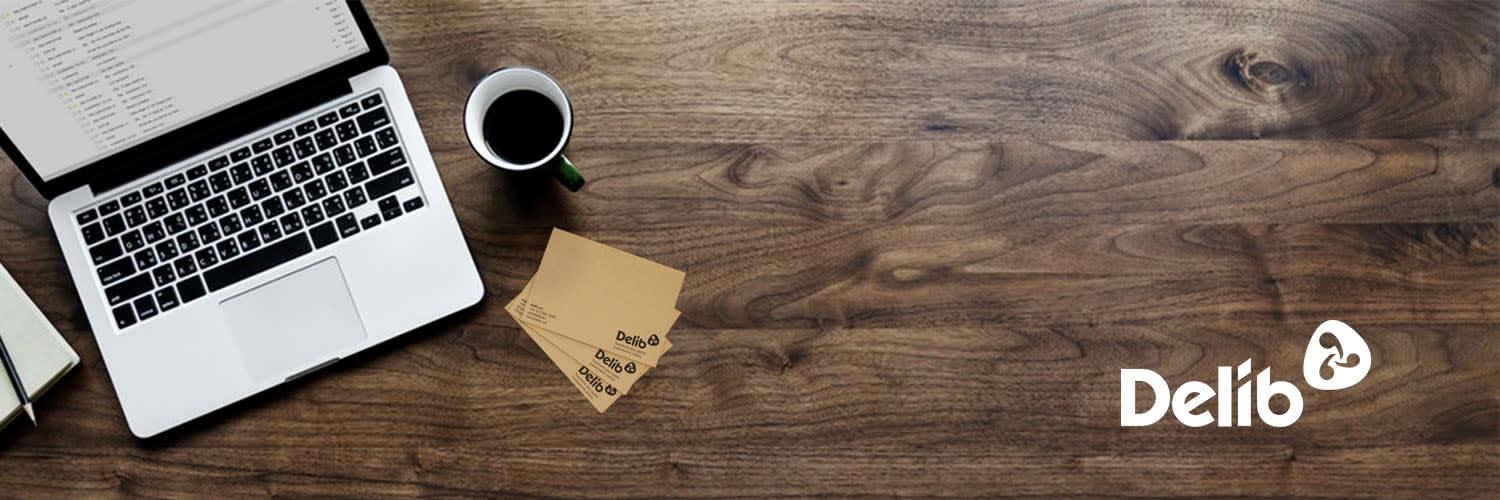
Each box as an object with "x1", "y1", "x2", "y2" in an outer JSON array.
[{"x1": 482, "y1": 89, "x2": 564, "y2": 165}]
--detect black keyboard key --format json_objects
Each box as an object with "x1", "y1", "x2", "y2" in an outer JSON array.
[
  {"x1": 164, "y1": 213, "x2": 188, "y2": 234},
  {"x1": 252, "y1": 138, "x2": 273, "y2": 153},
  {"x1": 356, "y1": 108, "x2": 390, "y2": 134},
  {"x1": 304, "y1": 179, "x2": 327, "y2": 201},
  {"x1": 273, "y1": 146, "x2": 296, "y2": 167},
  {"x1": 315, "y1": 130, "x2": 338, "y2": 151},
  {"x1": 103, "y1": 214, "x2": 126, "y2": 236},
  {"x1": 152, "y1": 264, "x2": 175, "y2": 287},
  {"x1": 142, "y1": 222, "x2": 166, "y2": 243},
  {"x1": 174, "y1": 256, "x2": 197, "y2": 277},
  {"x1": 98, "y1": 258, "x2": 135, "y2": 286},
  {"x1": 195, "y1": 247, "x2": 219, "y2": 269},
  {"x1": 77, "y1": 209, "x2": 98, "y2": 224},
  {"x1": 261, "y1": 197, "x2": 285, "y2": 218},
  {"x1": 325, "y1": 171, "x2": 349, "y2": 192},
  {"x1": 198, "y1": 223, "x2": 221, "y2": 244},
  {"x1": 345, "y1": 162, "x2": 369, "y2": 184},
  {"x1": 112, "y1": 304, "x2": 136, "y2": 329},
  {"x1": 379, "y1": 196, "x2": 403, "y2": 220},
  {"x1": 292, "y1": 162, "x2": 314, "y2": 183},
  {"x1": 167, "y1": 189, "x2": 190, "y2": 210},
  {"x1": 375, "y1": 127, "x2": 398, "y2": 149},
  {"x1": 237, "y1": 230, "x2": 262, "y2": 252},
  {"x1": 284, "y1": 189, "x2": 307, "y2": 209},
  {"x1": 312, "y1": 153, "x2": 335, "y2": 174},
  {"x1": 240, "y1": 205, "x2": 264, "y2": 226},
  {"x1": 155, "y1": 287, "x2": 180, "y2": 312},
  {"x1": 294, "y1": 137, "x2": 317, "y2": 159},
  {"x1": 156, "y1": 239, "x2": 179, "y2": 261},
  {"x1": 335, "y1": 213, "x2": 360, "y2": 238},
  {"x1": 300, "y1": 204, "x2": 325, "y2": 225},
  {"x1": 134, "y1": 247, "x2": 157, "y2": 269},
  {"x1": 228, "y1": 188, "x2": 251, "y2": 209},
  {"x1": 186, "y1": 165, "x2": 208, "y2": 180},
  {"x1": 360, "y1": 214, "x2": 381, "y2": 230},
  {"x1": 296, "y1": 120, "x2": 317, "y2": 136},
  {"x1": 124, "y1": 206, "x2": 147, "y2": 227},
  {"x1": 270, "y1": 171, "x2": 294, "y2": 191},
  {"x1": 134, "y1": 295, "x2": 158, "y2": 321},
  {"x1": 258, "y1": 221, "x2": 282, "y2": 242},
  {"x1": 220, "y1": 213, "x2": 243, "y2": 234},
  {"x1": 216, "y1": 239, "x2": 240, "y2": 260},
  {"x1": 208, "y1": 156, "x2": 230, "y2": 170},
  {"x1": 186, "y1": 205, "x2": 209, "y2": 226},
  {"x1": 177, "y1": 231, "x2": 201, "y2": 252},
  {"x1": 339, "y1": 103, "x2": 361, "y2": 118},
  {"x1": 231, "y1": 147, "x2": 252, "y2": 162},
  {"x1": 82, "y1": 223, "x2": 105, "y2": 244},
  {"x1": 249, "y1": 179, "x2": 272, "y2": 200},
  {"x1": 309, "y1": 221, "x2": 339, "y2": 248},
  {"x1": 122, "y1": 191, "x2": 144, "y2": 206},
  {"x1": 279, "y1": 213, "x2": 303, "y2": 234},
  {"x1": 165, "y1": 173, "x2": 187, "y2": 189},
  {"x1": 317, "y1": 111, "x2": 339, "y2": 127},
  {"x1": 365, "y1": 168, "x2": 414, "y2": 200},
  {"x1": 322, "y1": 196, "x2": 346, "y2": 217},
  {"x1": 207, "y1": 196, "x2": 230, "y2": 217},
  {"x1": 403, "y1": 197, "x2": 425, "y2": 212},
  {"x1": 274, "y1": 129, "x2": 296, "y2": 145},
  {"x1": 333, "y1": 145, "x2": 356, "y2": 166},
  {"x1": 251, "y1": 154, "x2": 274, "y2": 175},
  {"x1": 105, "y1": 273, "x2": 152, "y2": 305},
  {"x1": 366, "y1": 148, "x2": 406, "y2": 176},
  {"x1": 361, "y1": 93, "x2": 383, "y2": 109},
  {"x1": 209, "y1": 172, "x2": 233, "y2": 193},
  {"x1": 91, "y1": 239, "x2": 123, "y2": 265},
  {"x1": 344, "y1": 187, "x2": 367, "y2": 208},
  {"x1": 204, "y1": 234, "x2": 313, "y2": 291},
  {"x1": 355, "y1": 136, "x2": 377, "y2": 157},
  {"x1": 121, "y1": 230, "x2": 144, "y2": 252},
  {"x1": 231, "y1": 164, "x2": 252, "y2": 184},
  {"x1": 188, "y1": 180, "x2": 211, "y2": 202},
  {"x1": 335, "y1": 121, "x2": 358, "y2": 142},
  {"x1": 177, "y1": 275, "x2": 207, "y2": 303},
  {"x1": 99, "y1": 200, "x2": 121, "y2": 215},
  {"x1": 146, "y1": 197, "x2": 169, "y2": 218},
  {"x1": 143, "y1": 182, "x2": 164, "y2": 197}
]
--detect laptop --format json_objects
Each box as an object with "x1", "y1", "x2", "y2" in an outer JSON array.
[{"x1": 0, "y1": 1, "x2": 483, "y2": 437}]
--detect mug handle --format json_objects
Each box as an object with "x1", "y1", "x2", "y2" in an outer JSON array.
[{"x1": 550, "y1": 154, "x2": 585, "y2": 192}]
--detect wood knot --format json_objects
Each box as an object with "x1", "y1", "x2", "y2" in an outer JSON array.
[{"x1": 1222, "y1": 49, "x2": 1305, "y2": 96}]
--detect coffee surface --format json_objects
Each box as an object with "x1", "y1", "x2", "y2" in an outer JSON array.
[{"x1": 483, "y1": 89, "x2": 564, "y2": 165}]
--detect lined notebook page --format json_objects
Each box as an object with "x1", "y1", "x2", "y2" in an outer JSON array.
[{"x1": 0, "y1": 260, "x2": 78, "y2": 427}]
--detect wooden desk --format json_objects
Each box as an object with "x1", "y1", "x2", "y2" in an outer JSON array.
[{"x1": 1, "y1": 1, "x2": 1495, "y2": 498}]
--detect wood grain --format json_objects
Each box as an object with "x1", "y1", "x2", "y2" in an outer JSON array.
[{"x1": 0, "y1": 0, "x2": 1496, "y2": 498}]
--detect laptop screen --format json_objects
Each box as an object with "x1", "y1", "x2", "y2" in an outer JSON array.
[{"x1": 0, "y1": 0, "x2": 369, "y2": 181}]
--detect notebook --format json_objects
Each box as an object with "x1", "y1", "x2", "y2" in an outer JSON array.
[{"x1": 0, "y1": 259, "x2": 78, "y2": 427}]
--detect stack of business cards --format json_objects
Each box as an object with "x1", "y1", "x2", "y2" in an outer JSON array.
[{"x1": 506, "y1": 228, "x2": 684, "y2": 412}]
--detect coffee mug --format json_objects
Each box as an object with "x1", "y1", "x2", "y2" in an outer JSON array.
[{"x1": 464, "y1": 66, "x2": 585, "y2": 191}]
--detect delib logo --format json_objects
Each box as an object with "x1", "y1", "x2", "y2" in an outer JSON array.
[{"x1": 1121, "y1": 320, "x2": 1370, "y2": 427}]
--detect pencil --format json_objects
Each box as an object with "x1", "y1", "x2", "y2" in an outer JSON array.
[{"x1": 0, "y1": 331, "x2": 34, "y2": 425}]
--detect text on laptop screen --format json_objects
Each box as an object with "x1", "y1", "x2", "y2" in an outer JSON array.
[{"x1": 0, "y1": 0, "x2": 369, "y2": 181}]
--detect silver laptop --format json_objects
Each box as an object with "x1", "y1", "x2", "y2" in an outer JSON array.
[{"x1": 0, "y1": 1, "x2": 483, "y2": 437}]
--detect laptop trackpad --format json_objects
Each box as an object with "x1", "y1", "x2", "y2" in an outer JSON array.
[{"x1": 220, "y1": 258, "x2": 367, "y2": 382}]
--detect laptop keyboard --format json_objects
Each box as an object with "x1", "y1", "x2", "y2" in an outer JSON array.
[{"x1": 73, "y1": 91, "x2": 427, "y2": 331}]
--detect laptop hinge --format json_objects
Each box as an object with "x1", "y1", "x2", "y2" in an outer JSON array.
[{"x1": 88, "y1": 79, "x2": 354, "y2": 195}]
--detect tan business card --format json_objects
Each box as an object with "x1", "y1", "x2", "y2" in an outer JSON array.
[
  {"x1": 507, "y1": 292, "x2": 633, "y2": 413},
  {"x1": 520, "y1": 228, "x2": 684, "y2": 365},
  {"x1": 512, "y1": 280, "x2": 663, "y2": 391}
]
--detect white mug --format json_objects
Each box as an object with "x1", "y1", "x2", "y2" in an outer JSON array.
[{"x1": 463, "y1": 66, "x2": 584, "y2": 191}]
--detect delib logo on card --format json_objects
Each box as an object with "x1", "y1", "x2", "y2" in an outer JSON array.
[{"x1": 1120, "y1": 320, "x2": 1371, "y2": 427}]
